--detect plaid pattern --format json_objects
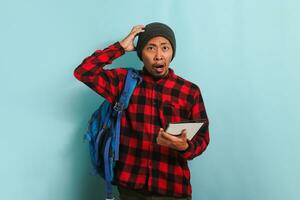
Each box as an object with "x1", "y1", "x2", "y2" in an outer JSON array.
[{"x1": 74, "y1": 42, "x2": 210, "y2": 198}]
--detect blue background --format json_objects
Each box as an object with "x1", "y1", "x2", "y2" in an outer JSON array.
[{"x1": 1, "y1": 0, "x2": 299, "y2": 199}]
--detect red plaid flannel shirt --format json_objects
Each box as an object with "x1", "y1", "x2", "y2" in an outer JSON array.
[{"x1": 74, "y1": 42, "x2": 210, "y2": 197}]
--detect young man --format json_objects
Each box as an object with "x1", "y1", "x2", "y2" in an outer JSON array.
[{"x1": 74, "y1": 22, "x2": 210, "y2": 200}]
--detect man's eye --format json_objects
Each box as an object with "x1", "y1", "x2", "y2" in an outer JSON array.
[
  {"x1": 162, "y1": 46, "x2": 169, "y2": 51},
  {"x1": 147, "y1": 46, "x2": 155, "y2": 51}
]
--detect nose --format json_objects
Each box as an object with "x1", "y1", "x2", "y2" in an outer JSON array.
[{"x1": 154, "y1": 49, "x2": 163, "y2": 61}]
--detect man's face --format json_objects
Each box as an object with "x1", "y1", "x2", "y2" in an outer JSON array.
[{"x1": 141, "y1": 36, "x2": 173, "y2": 78}]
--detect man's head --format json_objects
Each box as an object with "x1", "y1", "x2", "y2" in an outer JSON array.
[{"x1": 136, "y1": 22, "x2": 176, "y2": 78}]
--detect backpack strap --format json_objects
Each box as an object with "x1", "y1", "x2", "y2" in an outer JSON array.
[
  {"x1": 105, "y1": 68, "x2": 142, "y2": 199},
  {"x1": 112, "y1": 68, "x2": 142, "y2": 160},
  {"x1": 104, "y1": 136, "x2": 113, "y2": 199},
  {"x1": 95, "y1": 103, "x2": 112, "y2": 168},
  {"x1": 113, "y1": 69, "x2": 142, "y2": 112},
  {"x1": 118, "y1": 69, "x2": 142, "y2": 108}
]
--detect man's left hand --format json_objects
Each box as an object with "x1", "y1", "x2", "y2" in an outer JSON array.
[{"x1": 156, "y1": 128, "x2": 189, "y2": 151}]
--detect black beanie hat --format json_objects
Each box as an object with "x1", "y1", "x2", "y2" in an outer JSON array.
[{"x1": 136, "y1": 22, "x2": 176, "y2": 61}]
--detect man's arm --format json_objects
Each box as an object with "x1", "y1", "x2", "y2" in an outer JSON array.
[
  {"x1": 180, "y1": 88, "x2": 210, "y2": 160},
  {"x1": 73, "y1": 42, "x2": 126, "y2": 103},
  {"x1": 73, "y1": 25, "x2": 145, "y2": 103}
]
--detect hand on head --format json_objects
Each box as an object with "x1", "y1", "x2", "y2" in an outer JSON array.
[{"x1": 120, "y1": 25, "x2": 145, "y2": 52}]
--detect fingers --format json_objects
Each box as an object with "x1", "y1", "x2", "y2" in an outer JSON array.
[
  {"x1": 120, "y1": 25, "x2": 145, "y2": 52},
  {"x1": 130, "y1": 25, "x2": 145, "y2": 36},
  {"x1": 156, "y1": 129, "x2": 168, "y2": 146},
  {"x1": 132, "y1": 25, "x2": 145, "y2": 31},
  {"x1": 180, "y1": 129, "x2": 187, "y2": 140},
  {"x1": 161, "y1": 130, "x2": 175, "y2": 141},
  {"x1": 159, "y1": 128, "x2": 183, "y2": 142},
  {"x1": 157, "y1": 128, "x2": 172, "y2": 144},
  {"x1": 156, "y1": 128, "x2": 189, "y2": 151}
]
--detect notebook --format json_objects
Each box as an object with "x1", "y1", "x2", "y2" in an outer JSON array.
[{"x1": 165, "y1": 121, "x2": 205, "y2": 140}]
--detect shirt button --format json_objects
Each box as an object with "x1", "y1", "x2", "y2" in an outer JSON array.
[{"x1": 152, "y1": 101, "x2": 156, "y2": 106}]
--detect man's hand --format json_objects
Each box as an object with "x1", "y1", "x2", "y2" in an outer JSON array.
[
  {"x1": 156, "y1": 128, "x2": 189, "y2": 151},
  {"x1": 120, "y1": 25, "x2": 145, "y2": 52}
]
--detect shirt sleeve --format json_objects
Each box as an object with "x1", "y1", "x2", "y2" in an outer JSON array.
[
  {"x1": 73, "y1": 42, "x2": 127, "y2": 103},
  {"x1": 179, "y1": 87, "x2": 210, "y2": 160}
]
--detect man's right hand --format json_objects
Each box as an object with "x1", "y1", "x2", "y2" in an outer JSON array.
[{"x1": 119, "y1": 25, "x2": 145, "y2": 52}]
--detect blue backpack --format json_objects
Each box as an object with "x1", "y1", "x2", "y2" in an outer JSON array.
[{"x1": 84, "y1": 69, "x2": 142, "y2": 199}]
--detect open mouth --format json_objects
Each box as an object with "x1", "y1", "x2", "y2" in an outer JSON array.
[
  {"x1": 153, "y1": 63, "x2": 165, "y2": 73},
  {"x1": 153, "y1": 63, "x2": 164, "y2": 68}
]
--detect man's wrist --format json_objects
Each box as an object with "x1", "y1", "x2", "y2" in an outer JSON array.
[{"x1": 119, "y1": 41, "x2": 126, "y2": 50}]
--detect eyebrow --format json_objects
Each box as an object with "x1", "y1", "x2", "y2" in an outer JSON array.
[{"x1": 147, "y1": 42, "x2": 170, "y2": 46}]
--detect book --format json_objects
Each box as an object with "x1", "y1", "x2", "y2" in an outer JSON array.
[{"x1": 165, "y1": 121, "x2": 204, "y2": 140}]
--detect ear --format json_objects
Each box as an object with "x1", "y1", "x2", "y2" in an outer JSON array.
[{"x1": 169, "y1": 47, "x2": 174, "y2": 62}]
